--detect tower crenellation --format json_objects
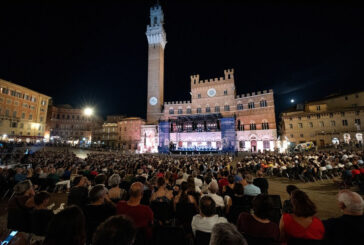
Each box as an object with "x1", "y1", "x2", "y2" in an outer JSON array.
[{"x1": 191, "y1": 69, "x2": 235, "y2": 87}]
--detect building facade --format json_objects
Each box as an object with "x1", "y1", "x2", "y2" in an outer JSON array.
[
  {"x1": 93, "y1": 122, "x2": 118, "y2": 148},
  {"x1": 139, "y1": 4, "x2": 277, "y2": 153},
  {"x1": 280, "y1": 91, "x2": 364, "y2": 147},
  {"x1": 0, "y1": 78, "x2": 50, "y2": 141},
  {"x1": 118, "y1": 117, "x2": 145, "y2": 151},
  {"x1": 161, "y1": 69, "x2": 277, "y2": 152},
  {"x1": 46, "y1": 105, "x2": 102, "y2": 142}
]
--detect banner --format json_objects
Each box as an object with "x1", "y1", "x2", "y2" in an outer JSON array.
[
  {"x1": 220, "y1": 118, "x2": 236, "y2": 152},
  {"x1": 158, "y1": 121, "x2": 170, "y2": 153}
]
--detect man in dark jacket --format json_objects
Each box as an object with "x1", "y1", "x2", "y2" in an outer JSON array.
[{"x1": 323, "y1": 190, "x2": 364, "y2": 245}]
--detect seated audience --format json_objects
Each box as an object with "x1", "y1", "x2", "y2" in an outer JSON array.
[
  {"x1": 323, "y1": 190, "x2": 364, "y2": 245},
  {"x1": 237, "y1": 194, "x2": 280, "y2": 244},
  {"x1": 222, "y1": 175, "x2": 235, "y2": 197},
  {"x1": 204, "y1": 181, "x2": 225, "y2": 208},
  {"x1": 282, "y1": 185, "x2": 298, "y2": 214},
  {"x1": 31, "y1": 191, "x2": 54, "y2": 236},
  {"x1": 108, "y1": 174, "x2": 126, "y2": 203},
  {"x1": 210, "y1": 223, "x2": 247, "y2": 245},
  {"x1": 67, "y1": 175, "x2": 89, "y2": 209},
  {"x1": 83, "y1": 184, "x2": 116, "y2": 244},
  {"x1": 117, "y1": 182, "x2": 154, "y2": 238},
  {"x1": 174, "y1": 181, "x2": 198, "y2": 232},
  {"x1": 7, "y1": 180, "x2": 35, "y2": 232},
  {"x1": 279, "y1": 189, "x2": 325, "y2": 243},
  {"x1": 43, "y1": 205, "x2": 86, "y2": 245},
  {"x1": 253, "y1": 171, "x2": 269, "y2": 194},
  {"x1": 191, "y1": 196, "x2": 228, "y2": 235},
  {"x1": 92, "y1": 215, "x2": 136, "y2": 245},
  {"x1": 243, "y1": 174, "x2": 261, "y2": 196},
  {"x1": 150, "y1": 177, "x2": 173, "y2": 202}
]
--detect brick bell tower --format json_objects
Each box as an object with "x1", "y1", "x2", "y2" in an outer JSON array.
[{"x1": 146, "y1": 4, "x2": 166, "y2": 124}]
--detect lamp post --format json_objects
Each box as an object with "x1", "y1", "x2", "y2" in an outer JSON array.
[{"x1": 83, "y1": 107, "x2": 94, "y2": 147}]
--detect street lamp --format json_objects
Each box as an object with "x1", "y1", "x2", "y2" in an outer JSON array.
[
  {"x1": 83, "y1": 107, "x2": 95, "y2": 146},
  {"x1": 83, "y1": 107, "x2": 94, "y2": 116}
]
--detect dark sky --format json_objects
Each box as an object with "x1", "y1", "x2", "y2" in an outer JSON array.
[{"x1": 0, "y1": 0, "x2": 363, "y2": 119}]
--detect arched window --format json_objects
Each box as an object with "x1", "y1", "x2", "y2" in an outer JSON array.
[
  {"x1": 250, "y1": 123, "x2": 256, "y2": 130},
  {"x1": 248, "y1": 102, "x2": 255, "y2": 109},
  {"x1": 260, "y1": 100, "x2": 267, "y2": 107},
  {"x1": 262, "y1": 121, "x2": 269, "y2": 130},
  {"x1": 237, "y1": 103, "x2": 243, "y2": 110}
]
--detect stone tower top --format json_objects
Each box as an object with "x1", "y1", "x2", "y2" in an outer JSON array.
[{"x1": 146, "y1": 4, "x2": 167, "y2": 49}]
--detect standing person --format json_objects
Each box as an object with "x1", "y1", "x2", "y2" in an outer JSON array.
[
  {"x1": 116, "y1": 182, "x2": 154, "y2": 239},
  {"x1": 323, "y1": 190, "x2": 364, "y2": 245},
  {"x1": 279, "y1": 190, "x2": 325, "y2": 243}
]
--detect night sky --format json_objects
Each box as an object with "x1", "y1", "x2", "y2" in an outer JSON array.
[{"x1": 0, "y1": 0, "x2": 363, "y2": 119}]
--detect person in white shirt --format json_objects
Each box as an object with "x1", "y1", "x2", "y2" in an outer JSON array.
[
  {"x1": 203, "y1": 181, "x2": 224, "y2": 208},
  {"x1": 193, "y1": 171, "x2": 203, "y2": 189},
  {"x1": 191, "y1": 196, "x2": 228, "y2": 235}
]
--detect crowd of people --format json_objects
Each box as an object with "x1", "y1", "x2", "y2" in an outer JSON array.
[{"x1": 0, "y1": 149, "x2": 364, "y2": 245}]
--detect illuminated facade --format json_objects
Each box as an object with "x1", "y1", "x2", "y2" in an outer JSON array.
[
  {"x1": 118, "y1": 117, "x2": 145, "y2": 151},
  {"x1": 140, "y1": 4, "x2": 277, "y2": 153},
  {"x1": 46, "y1": 104, "x2": 102, "y2": 142},
  {"x1": 0, "y1": 78, "x2": 50, "y2": 141},
  {"x1": 281, "y1": 91, "x2": 364, "y2": 147}
]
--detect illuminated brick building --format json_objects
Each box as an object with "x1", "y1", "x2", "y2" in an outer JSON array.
[
  {"x1": 141, "y1": 4, "x2": 277, "y2": 153},
  {"x1": 118, "y1": 117, "x2": 145, "y2": 151},
  {"x1": 0, "y1": 78, "x2": 50, "y2": 141},
  {"x1": 46, "y1": 104, "x2": 102, "y2": 142}
]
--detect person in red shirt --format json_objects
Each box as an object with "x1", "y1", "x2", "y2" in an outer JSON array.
[
  {"x1": 218, "y1": 171, "x2": 229, "y2": 191},
  {"x1": 279, "y1": 189, "x2": 324, "y2": 242},
  {"x1": 351, "y1": 165, "x2": 361, "y2": 178},
  {"x1": 117, "y1": 182, "x2": 153, "y2": 239}
]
